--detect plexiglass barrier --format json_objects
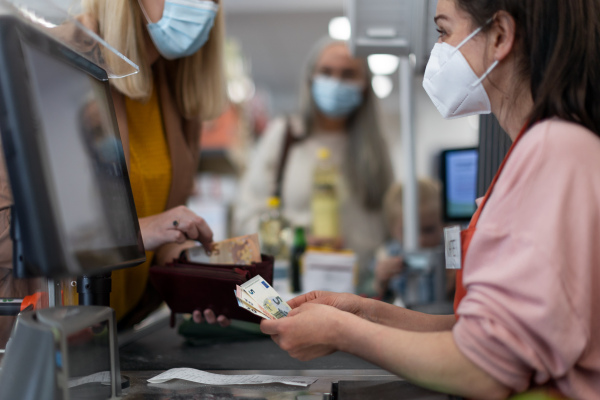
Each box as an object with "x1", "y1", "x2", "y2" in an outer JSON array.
[{"x1": 2, "y1": 0, "x2": 139, "y2": 79}]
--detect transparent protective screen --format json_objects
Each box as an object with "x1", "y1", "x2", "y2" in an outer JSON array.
[
  {"x1": 6, "y1": 0, "x2": 139, "y2": 78},
  {"x1": 21, "y1": 42, "x2": 139, "y2": 271}
]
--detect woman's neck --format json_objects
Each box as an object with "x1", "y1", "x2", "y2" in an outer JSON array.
[
  {"x1": 500, "y1": 93, "x2": 533, "y2": 140},
  {"x1": 143, "y1": 27, "x2": 161, "y2": 65},
  {"x1": 315, "y1": 112, "x2": 347, "y2": 132},
  {"x1": 490, "y1": 73, "x2": 534, "y2": 141}
]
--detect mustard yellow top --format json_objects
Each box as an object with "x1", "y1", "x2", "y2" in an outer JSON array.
[{"x1": 111, "y1": 85, "x2": 172, "y2": 322}]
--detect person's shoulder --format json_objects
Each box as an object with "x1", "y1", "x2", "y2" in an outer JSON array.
[
  {"x1": 527, "y1": 119, "x2": 600, "y2": 151},
  {"x1": 262, "y1": 116, "x2": 288, "y2": 140},
  {"x1": 259, "y1": 115, "x2": 305, "y2": 146},
  {"x1": 526, "y1": 119, "x2": 600, "y2": 166},
  {"x1": 76, "y1": 13, "x2": 99, "y2": 35}
]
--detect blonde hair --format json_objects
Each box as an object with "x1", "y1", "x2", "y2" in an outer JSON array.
[
  {"x1": 82, "y1": 0, "x2": 226, "y2": 120},
  {"x1": 383, "y1": 179, "x2": 442, "y2": 230},
  {"x1": 299, "y1": 38, "x2": 394, "y2": 211}
]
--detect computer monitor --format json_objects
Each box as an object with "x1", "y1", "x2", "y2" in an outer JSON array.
[
  {"x1": 440, "y1": 147, "x2": 479, "y2": 223},
  {"x1": 0, "y1": 15, "x2": 145, "y2": 279}
]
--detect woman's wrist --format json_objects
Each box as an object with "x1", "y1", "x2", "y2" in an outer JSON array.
[
  {"x1": 335, "y1": 311, "x2": 377, "y2": 355},
  {"x1": 359, "y1": 297, "x2": 385, "y2": 323}
]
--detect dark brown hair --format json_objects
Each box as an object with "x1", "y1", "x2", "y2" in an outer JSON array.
[{"x1": 455, "y1": 0, "x2": 600, "y2": 135}]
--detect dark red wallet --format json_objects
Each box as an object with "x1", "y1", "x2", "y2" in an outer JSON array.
[{"x1": 149, "y1": 255, "x2": 274, "y2": 325}]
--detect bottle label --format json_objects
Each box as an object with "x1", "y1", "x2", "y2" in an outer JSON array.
[{"x1": 311, "y1": 197, "x2": 339, "y2": 238}]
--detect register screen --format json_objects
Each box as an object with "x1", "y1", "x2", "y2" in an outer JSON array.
[
  {"x1": 21, "y1": 42, "x2": 139, "y2": 270},
  {"x1": 444, "y1": 149, "x2": 478, "y2": 221}
]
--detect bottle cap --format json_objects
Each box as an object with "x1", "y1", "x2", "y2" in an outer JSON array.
[
  {"x1": 267, "y1": 197, "x2": 281, "y2": 208},
  {"x1": 317, "y1": 148, "x2": 331, "y2": 160}
]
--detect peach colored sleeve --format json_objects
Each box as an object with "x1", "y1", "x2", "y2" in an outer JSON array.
[{"x1": 453, "y1": 121, "x2": 600, "y2": 395}]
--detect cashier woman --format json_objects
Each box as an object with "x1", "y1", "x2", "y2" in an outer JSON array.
[{"x1": 262, "y1": 0, "x2": 600, "y2": 398}]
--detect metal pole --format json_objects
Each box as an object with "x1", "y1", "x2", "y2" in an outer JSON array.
[
  {"x1": 47, "y1": 278, "x2": 61, "y2": 307},
  {"x1": 399, "y1": 56, "x2": 419, "y2": 253}
]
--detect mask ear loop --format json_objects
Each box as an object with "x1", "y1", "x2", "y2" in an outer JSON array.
[
  {"x1": 472, "y1": 59, "x2": 499, "y2": 87},
  {"x1": 451, "y1": 17, "x2": 495, "y2": 56},
  {"x1": 136, "y1": 0, "x2": 153, "y2": 25},
  {"x1": 470, "y1": 17, "x2": 499, "y2": 87}
]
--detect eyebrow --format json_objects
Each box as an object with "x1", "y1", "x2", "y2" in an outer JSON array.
[{"x1": 433, "y1": 15, "x2": 450, "y2": 24}]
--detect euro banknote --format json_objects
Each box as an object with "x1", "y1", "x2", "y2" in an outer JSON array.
[
  {"x1": 185, "y1": 234, "x2": 262, "y2": 266},
  {"x1": 236, "y1": 275, "x2": 291, "y2": 319}
]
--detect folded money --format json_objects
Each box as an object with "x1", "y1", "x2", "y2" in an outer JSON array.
[
  {"x1": 185, "y1": 233, "x2": 262, "y2": 266},
  {"x1": 234, "y1": 275, "x2": 291, "y2": 320}
]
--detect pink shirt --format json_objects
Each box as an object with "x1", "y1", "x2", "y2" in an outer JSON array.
[{"x1": 453, "y1": 120, "x2": 600, "y2": 399}]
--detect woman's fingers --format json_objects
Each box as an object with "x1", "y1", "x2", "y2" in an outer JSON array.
[
  {"x1": 203, "y1": 309, "x2": 217, "y2": 324},
  {"x1": 287, "y1": 293, "x2": 312, "y2": 309},
  {"x1": 172, "y1": 207, "x2": 213, "y2": 247},
  {"x1": 192, "y1": 310, "x2": 230, "y2": 327},
  {"x1": 217, "y1": 315, "x2": 230, "y2": 327},
  {"x1": 166, "y1": 229, "x2": 186, "y2": 244},
  {"x1": 192, "y1": 310, "x2": 203, "y2": 323},
  {"x1": 287, "y1": 291, "x2": 327, "y2": 308},
  {"x1": 260, "y1": 319, "x2": 280, "y2": 335},
  {"x1": 177, "y1": 218, "x2": 201, "y2": 241},
  {"x1": 194, "y1": 217, "x2": 214, "y2": 249}
]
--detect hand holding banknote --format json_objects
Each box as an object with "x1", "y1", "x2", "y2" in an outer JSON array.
[
  {"x1": 252, "y1": 289, "x2": 369, "y2": 361},
  {"x1": 260, "y1": 302, "x2": 353, "y2": 361},
  {"x1": 234, "y1": 274, "x2": 345, "y2": 359}
]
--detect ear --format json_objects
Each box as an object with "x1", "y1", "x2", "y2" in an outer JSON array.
[{"x1": 488, "y1": 10, "x2": 517, "y2": 62}]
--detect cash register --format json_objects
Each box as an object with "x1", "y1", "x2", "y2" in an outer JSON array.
[{"x1": 0, "y1": 1, "x2": 144, "y2": 399}]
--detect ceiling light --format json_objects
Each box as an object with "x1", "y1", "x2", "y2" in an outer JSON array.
[
  {"x1": 329, "y1": 17, "x2": 351, "y2": 41},
  {"x1": 372, "y1": 75, "x2": 394, "y2": 99},
  {"x1": 368, "y1": 54, "x2": 400, "y2": 75}
]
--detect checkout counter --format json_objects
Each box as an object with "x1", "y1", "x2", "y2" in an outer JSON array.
[{"x1": 115, "y1": 311, "x2": 453, "y2": 399}]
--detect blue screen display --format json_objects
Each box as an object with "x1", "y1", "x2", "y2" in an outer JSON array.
[{"x1": 444, "y1": 149, "x2": 478, "y2": 220}]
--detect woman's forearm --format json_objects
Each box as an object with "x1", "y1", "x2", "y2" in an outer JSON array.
[
  {"x1": 336, "y1": 314, "x2": 511, "y2": 399},
  {"x1": 362, "y1": 298, "x2": 456, "y2": 332}
]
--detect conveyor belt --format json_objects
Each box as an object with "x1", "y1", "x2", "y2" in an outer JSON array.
[{"x1": 119, "y1": 322, "x2": 379, "y2": 371}]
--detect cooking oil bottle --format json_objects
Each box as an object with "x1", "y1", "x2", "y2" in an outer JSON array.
[
  {"x1": 259, "y1": 197, "x2": 292, "y2": 293},
  {"x1": 310, "y1": 148, "x2": 340, "y2": 240}
]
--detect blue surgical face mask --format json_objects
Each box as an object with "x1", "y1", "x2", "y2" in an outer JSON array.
[
  {"x1": 140, "y1": 0, "x2": 218, "y2": 60},
  {"x1": 311, "y1": 75, "x2": 364, "y2": 118}
]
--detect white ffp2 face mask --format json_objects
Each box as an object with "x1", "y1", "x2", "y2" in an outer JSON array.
[{"x1": 422, "y1": 25, "x2": 498, "y2": 120}]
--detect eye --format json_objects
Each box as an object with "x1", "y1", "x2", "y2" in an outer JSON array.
[
  {"x1": 436, "y1": 28, "x2": 447, "y2": 39},
  {"x1": 318, "y1": 67, "x2": 333, "y2": 77},
  {"x1": 341, "y1": 69, "x2": 358, "y2": 80}
]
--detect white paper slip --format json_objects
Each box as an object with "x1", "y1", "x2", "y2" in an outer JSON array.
[
  {"x1": 68, "y1": 371, "x2": 111, "y2": 388},
  {"x1": 148, "y1": 368, "x2": 317, "y2": 387}
]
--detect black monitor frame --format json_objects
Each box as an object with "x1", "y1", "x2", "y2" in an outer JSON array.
[
  {"x1": 439, "y1": 147, "x2": 479, "y2": 224},
  {"x1": 0, "y1": 16, "x2": 145, "y2": 279}
]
